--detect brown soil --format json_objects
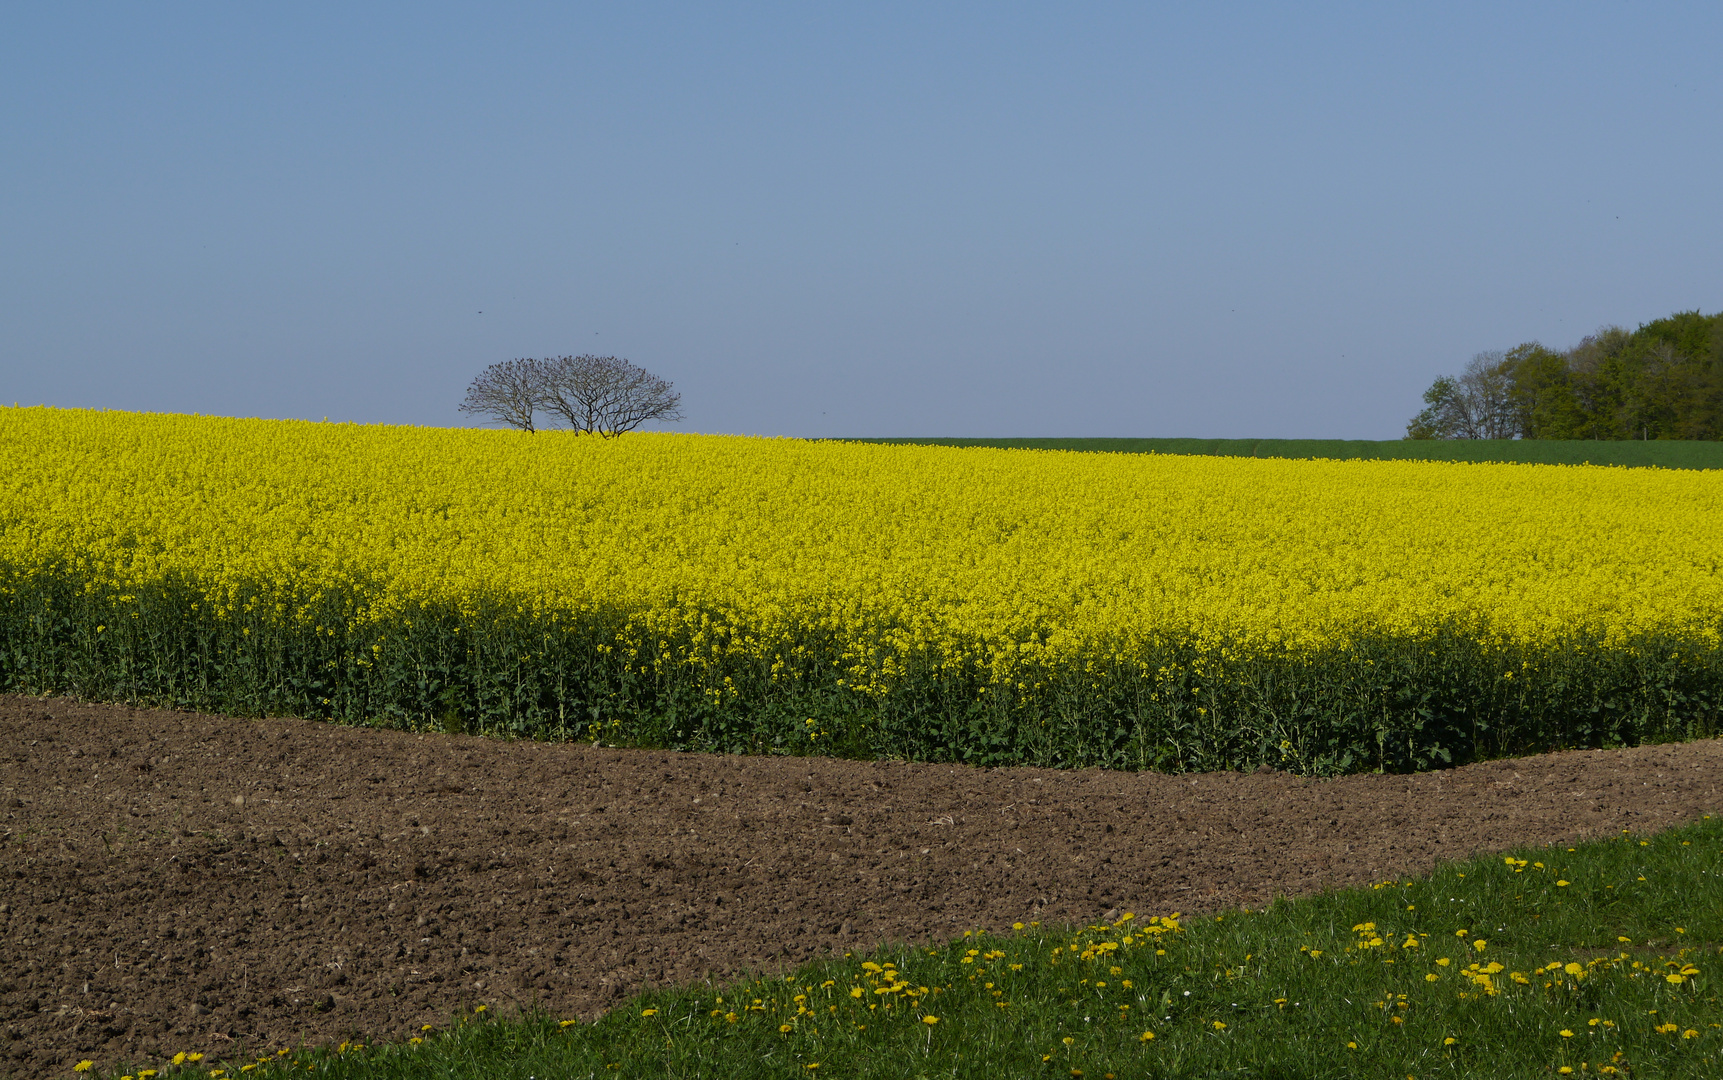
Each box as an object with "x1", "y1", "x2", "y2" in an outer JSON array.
[{"x1": 2, "y1": 694, "x2": 1721, "y2": 1076}]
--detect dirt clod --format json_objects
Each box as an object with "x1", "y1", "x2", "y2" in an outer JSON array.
[{"x1": 1, "y1": 693, "x2": 1720, "y2": 1076}]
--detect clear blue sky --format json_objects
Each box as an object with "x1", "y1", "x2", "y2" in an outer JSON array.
[{"x1": 4, "y1": 2, "x2": 1719, "y2": 439}]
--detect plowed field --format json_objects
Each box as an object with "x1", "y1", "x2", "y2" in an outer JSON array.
[{"x1": 2, "y1": 694, "x2": 1720, "y2": 1077}]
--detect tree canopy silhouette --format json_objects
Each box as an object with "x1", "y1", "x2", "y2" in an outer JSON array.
[{"x1": 459, "y1": 355, "x2": 683, "y2": 437}]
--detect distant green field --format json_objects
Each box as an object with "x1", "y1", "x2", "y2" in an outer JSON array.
[{"x1": 841, "y1": 437, "x2": 1723, "y2": 469}]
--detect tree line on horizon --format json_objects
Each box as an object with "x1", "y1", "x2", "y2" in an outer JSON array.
[{"x1": 1407, "y1": 308, "x2": 1723, "y2": 441}]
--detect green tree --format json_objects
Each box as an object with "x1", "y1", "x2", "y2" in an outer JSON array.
[
  {"x1": 1503, "y1": 343, "x2": 1587, "y2": 439},
  {"x1": 1407, "y1": 309, "x2": 1723, "y2": 441},
  {"x1": 1405, "y1": 376, "x2": 1460, "y2": 439}
]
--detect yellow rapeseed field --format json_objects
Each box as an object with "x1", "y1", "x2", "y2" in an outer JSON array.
[{"x1": 2, "y1": 405, "x2": 1720, "y2": 768}]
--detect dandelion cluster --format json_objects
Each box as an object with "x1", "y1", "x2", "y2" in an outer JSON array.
[
  {"x1": 574, "y1": 912, "x2": 1175, "y2": 1076},
  {"x1": 57, "y1": 824, "x2": 1718, "y2": 1079}
]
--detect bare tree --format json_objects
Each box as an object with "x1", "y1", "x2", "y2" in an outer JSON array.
[
  {"x1": 1454, "y1": 351, "x2": 1520, "y2": 438},
  {"x1": 458, "y1": 359, "x2": 544, "y2": 433},
  {"x1": 536, "y1": 355, "x2": 684, "y2": 438},
  {"x1": 458, "y1": 355, "x2": 683, "y2": 437},
  {"x1": 1404, "y1": 351, "x2": 1519, "y2": 439}
]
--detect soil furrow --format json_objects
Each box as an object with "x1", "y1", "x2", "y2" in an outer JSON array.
[{"x1": 2, "y1": 694, "x2": 1720, "y2": 1076}]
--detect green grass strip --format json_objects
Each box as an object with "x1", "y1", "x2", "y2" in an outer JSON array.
[
  {"x1": 840, "y1": 437, "x2": 1723, "y2": 469},
  {"x1": 88, "y1": 813, "x2": 1723, "y2": 1079}
]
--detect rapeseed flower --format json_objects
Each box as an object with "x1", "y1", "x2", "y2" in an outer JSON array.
[{"x1": 10, "y1": 407, "x2": 1723, "y2": 770}]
